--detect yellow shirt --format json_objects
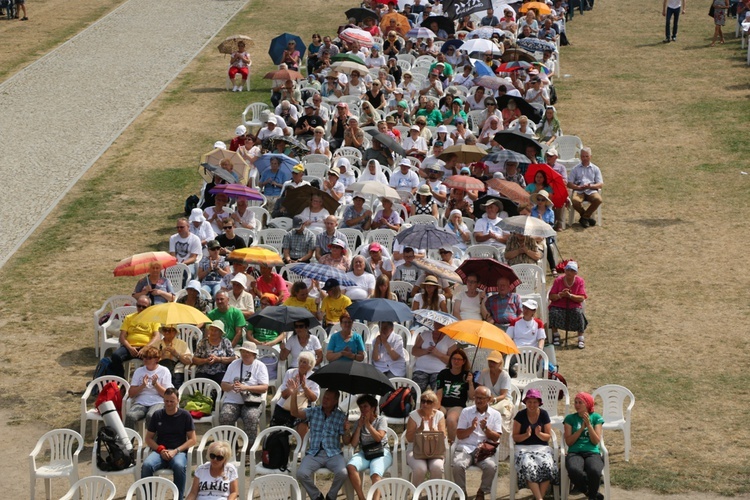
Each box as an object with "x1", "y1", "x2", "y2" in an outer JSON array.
[
  {"x1": 283, "y1": 296, "x2": 318, "y2": 315},
  {"x1": 120, "y1": 313, "x2": 160, "y2": 347},
  {"x1": 321, "y1": 295, "x2": 353, "y2": 324}
]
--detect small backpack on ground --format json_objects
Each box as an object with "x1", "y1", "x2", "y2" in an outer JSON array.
[
  {"x1": 96, "y1": 426, "x2": 134, "y2": 471},
  {"x1": 379, "y1": 386, "x2": 415, "y2": 419},
  {"x1": 262, "y1": 430, "x2": 290, "y2": 471}
]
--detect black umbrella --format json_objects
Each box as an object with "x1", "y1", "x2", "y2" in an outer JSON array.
[
  {"x1": 346, "y1": 298, "x2": 413, "y2": 323},
  {"x1": 473, "y1": 194, "x2": 520, "y2": 218},
  {"x1": 483, "y1": 149, "x2": 531, "y2": 165},
  {"x1": 246, "y1": 306, "x2": 320, "y2": 332},
  {"x1": 309, "y1": 361, "x2": 395, "y2": 395},
  {"x1": 345, "y1": 7, "x2": 380, "y2": 23},
  {"x1": 420, "y1": 15, "x2": 455, "y2": 35},
  {"x1": 496, "y1": 95, "x2": 543, "y2": 123},
  {"x1": 366, "y1": 130, "x2": 407, "y2": 156},
  {"x1": 268, "y1": 135, "x2": 310, "y2": 156},
  {"x1": 492, "y1": 130, "x2": 543, "y2": 156}
]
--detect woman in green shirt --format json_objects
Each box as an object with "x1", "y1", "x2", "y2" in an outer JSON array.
[{"x1": 563, "y1": 392, "x2": 605, "y2": 500}]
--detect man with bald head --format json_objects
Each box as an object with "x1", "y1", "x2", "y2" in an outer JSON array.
[{"x1": 315, "y1": 215, "x2": 347, "y2": 261}]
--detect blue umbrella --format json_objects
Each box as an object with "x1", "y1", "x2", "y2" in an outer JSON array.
[
  {"x1": 346, "y1": 298, "x2": 413, "y2": 323},
  {"x1": 394, "y1": 224, "x2": 461, "y2": 250},
  {"x1": 472, "y1": 59, "x2": 494, "y2": 77},
  {"x1": 290, "y1": 263, "x2": 357, "y2": 287},
  {"x1": 412, "y1": 309, "x2": 458, "y2": 329},
  {"x1": 517, "y1": 38, "x2": 556, "y2": 54},
  {"x1": 254, "y1": 153, "x2": 297, "y2": 178},
  {"x1": 268, "y1": 33, "x2": 306, "y2": 65},
  {"x1": 440, "y1": 39, "x2": 464, "y2": 54}
]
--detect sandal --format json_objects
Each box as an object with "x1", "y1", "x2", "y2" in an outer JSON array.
[
  {"x1": 577, "y1": 340, "x2": 585, "y2": 349},
  {"x1": 552, "y1": 333, "x2": 561, "y2": 347}
]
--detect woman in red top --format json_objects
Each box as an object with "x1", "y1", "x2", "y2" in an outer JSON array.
[
  {"x1": 548, "y1": 261, "x2": 588, "y2": 349},
  {"x1": 251, "y1": 264, "x2": 290, "y2": 303}
]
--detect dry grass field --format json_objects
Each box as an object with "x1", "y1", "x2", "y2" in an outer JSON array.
[{"x1": 1, "y1": 0, "x2": 750, "y2": 497}]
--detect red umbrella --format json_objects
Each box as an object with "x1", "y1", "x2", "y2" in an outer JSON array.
[
  {"x1": 443, "y1": 175, "x2": 486, "y2": 192},
  {"x1": 524, "y1": 163, "x2": 567, "y2": 208},
  {"x1": 456, "y1": 258, "x2": 521, "y2": 293},
  {"x1": 209, "y1": 183, "x2": 265, "y2": 201},
  {"x1": 486, "y1": 178, "x2": 532, "y2": 206},
  {"x1": 372, "y1": 0, "x2": 397, "y2": 4}
]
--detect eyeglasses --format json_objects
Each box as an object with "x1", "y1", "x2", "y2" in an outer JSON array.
[
  {"x1": 136, "y1": 304, "x2": 148, "y2": 309},
  {"x1": 223, "y1": 226, "x2": 233, "y2": 230},
  {"x1": 209, "y1": 453, "x2": 225, "y2": 461},
  {"x1": 176, "y1": 225, "x2": 187, "y2": 229}
]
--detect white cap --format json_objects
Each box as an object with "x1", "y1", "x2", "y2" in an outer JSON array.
[{"x1": 235, "y1": 125, "x2": 247, "y2": 136}]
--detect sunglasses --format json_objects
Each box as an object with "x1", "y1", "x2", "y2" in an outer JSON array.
[
  {"x1": 209, "y1": 453, "x2": 225, "y2": 461},
  {"x1": 294, "y1": 324, "x2": 306, "y2": 329},
  {"x1": 223, "y1": 226, "x2": 233, "y2": 230},
  {"x1": 136, "y1": 304, "x2": 148, "y2": 309},
  {"x1": 420, "y1": 399, "x2": 434, "y2": 404}
]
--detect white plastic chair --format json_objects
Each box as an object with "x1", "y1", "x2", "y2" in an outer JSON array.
[
  {"x1": 509, "y1": 429, "x2": 560, "y2": 500},
  {"x1": 396, "y1": 54, "x2": 416, "y2": 65},
  {"x1": 29, "y1": 429, "x2": 83, "y2": 500},
  {"x1": 466, "y1": 110, "x2": 484, "y2": 135},
  {"x1": 560, "y1": 436, "x2": 610, "y2": 500},
  {"x1": 405, "y1": 214, "x2": 439, "y2": 226},
  {"x1": 176, "y1": 323, "x2": 202, "y2": 350},
  {"x1": 246, "y1": 473, "x2": 302, "y2": 500},
  {"x1": 593, "y1": 384, "x2": 635, "y2": 462},
  {"x1": 511, "y1": 263, "x2": 548, "y2": 324},
  {"x1": 412, "y1": 478, "x2": 465, "y2": 500},
  {"x1": 92, "y1": 427, "x2": 144, "y2": 482},
  {"x1": 193, "y1": 425, "x2": 249, "y2": 495},
  {"x1": 523, "y1": 379, "x2": 570, "y2": 432},
  {"x1": 125, "y1": 476, "x2": 178, "y2": 500},
  {"x1": 242, "y1": 102, "x2": 271, "y2": 129},
  {"x1": 235, "y1": 227, "x2": 257, "y2": 246},
  {"x1": 567, "y1": 189, "x2": 603, "y2": 228},
  {"x1": 388, "y1": 281, "x2": 413, "y2": 305},
  {"x1": 268, "y1": 217, "x2": 294, "y2": 230},
  {"x1": 59, "y1": 476, "x2": 116, "y2": 500},
  {"x1": 552, "y1": 135, "x2": 583, "y2": 170},
  {"x1": 163, "y1": 262, "x2": 191, "y2": 292},
  {"x1": 464, "y1": 244, "x2": 501, "y2": 260},
  {"x1": 333, "y1": 146, "x2": 363, "y2": 160},
  {"x1": 178, "y1": 378, "x2": 222, "y2": 428},
  {"x1": 280, "y1": 264, "x2": 306, "y2": 285},
  {"x1": 304, "y1": 163, "x2": 329, "y2": 178},
  {"x1": 365, "y1": 229, "x2": 397, "y2": 252},
  {"x1": 302, "y1": 154, "x2": 330, "y2": 165},
  {"x1": 258, "y1": 228, "x2": 288, "y2": 253},
  {"x1": 248, "y1": 426, "x2": 303, "y2": 482},
  {"x1": 338, "y1": 228, "x2": 365, "y2": 251},
  {"x1": 366, "y1": 477, "x2": 415, "y2": 500},
  {"x1": 249, "y1": 207, "x2": 271, "y2": 228},
  {"x1": 97, "y1": 305, "x2": 136, "y2": 359},
  {"x1": 505, "y1": 347, "x2": 549, "y2": 392},
  {"x1": 80, "y1": 376, "x2": 130, "y2": 440},
  {"x1": 93, "y1": 295, "x2": 136, "y2": 357},
  {"x1": 258, "y1": 345, "x2": 283, "y2": 395}
]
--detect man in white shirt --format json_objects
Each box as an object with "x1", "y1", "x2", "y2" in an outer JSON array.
[
  {"x1": 567, "y1": 147, "x2": 603, "y2": 228},
  {"x1": 421, "y1": 164, "x2": 448, "y2": 204},
  {"x1": 506, "y1": 300, "x2": 546, "y2": 349},
  {"x1": 452, "y1": 64, "x2": 475, "y2": 88},
  {"x1": 421, "y1": 141, "x2": 446, "y2": 175},
  {"x1": 257, "y1": 116, "x2": 284, "y2": 141},
  {"x1": 473, "y1": 199, "x2": 508, "y2": 247},
  {"x1": 389, "y1": 158, "x2": 421, "y2": 195},
  {"x1": 452, "y1": 386, "x2": 503, "y2": 500},
  {"x1": 169, "y1": 218, "x2": 202, "y2": 275}
]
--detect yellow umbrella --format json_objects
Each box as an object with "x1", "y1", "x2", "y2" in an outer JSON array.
[
  {"x1": 134, "y1": 302, "x2": 211, "y2": 325},
  {"x1": 380, "y1": 12, "x2": 410, "y2": 37},
  {"x1": 440, "y1": 320, "x2": 519, "y2": 354},
  {"x1": 201, "y1": 148, "x2": 249, "y2": 186},
  {"x1": 229, "y1": 247, "x2": 283, "y2": 266},
  {"x1": 519, "y1": 2, "x2": 552, "y2": 14}
]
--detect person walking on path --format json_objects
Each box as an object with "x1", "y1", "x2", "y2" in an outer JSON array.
[
  {"x1": 711, "y1": 0, "x2": 730, "y2": 45},
  {"x1": 663, "y1": 0, "x2": 685, "y2": 42}
]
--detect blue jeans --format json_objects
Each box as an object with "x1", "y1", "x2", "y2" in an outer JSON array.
[
  {"x1": 110, "y1": 345, "x2": 137, "y2": 378},
  {"x1": 666, "y1": 7, "x2": 681, "y2": 38},
  {"x1": 142, "y1": 450, "x2": 189, "y2": 500},
  {"x1": 202, "y1": 282, "x2": 222, "y2": 298}
]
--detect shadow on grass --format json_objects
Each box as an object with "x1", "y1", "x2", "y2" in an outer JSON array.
[
  {"x1": 190, "y1": 87, "x2": 227, "y2": 94},
  {"x1": 634, "y1": 41, "x2": 668, "y2": 48},
  {"x1": 58, "y1": 348, "x2": 96, "y2": 368},
  {"x1": 725, "y1": 82, "x2": 750, "y2": 90},
  {"x1": 624, "y1": 218, "x2": 688, "y2": 227}
]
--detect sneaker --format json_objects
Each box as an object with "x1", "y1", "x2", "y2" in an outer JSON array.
[
  {"x1": 587, "y1": 217, "x2": 597, "y2": 226},
  {"x1": 553, "y1": 333, "x2": 561, "y2": 347},
  {"x1": 663, "y1": 38, "x2": 670, "y2": 43},
  {"x1": 671, "y1": 36, "x2": 677, "y2": 42},
  {"x1": 21, "y1": 17, "x2": 28, "y2": 20},
  {"x1": 578, "y1": 340, "x2": 585, "y2": 349},
  {"x1": 579, "y1": 218, "x2": 590, "y2": 228}
]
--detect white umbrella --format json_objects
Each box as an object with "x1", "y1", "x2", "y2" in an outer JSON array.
[
  {"x1": 498, "y1": 215, "x2": 556, "y2": 238},
  {"x1": 346, "y1": 181, "x2": 401, "y2": 202},
  {"x1": 460, "y1": 38, "x2": 503, "y2": 56}
]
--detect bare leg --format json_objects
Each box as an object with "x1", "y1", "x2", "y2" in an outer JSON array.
[
  {"x1": 347, "y1": 465, "x2": 365, "y2": 500},
  {"x1": 371, "y1": 474, "x2": 382, "y2": 500},
  {"x1": 528, "y1": 482, "x2": 543, "y2": 500}
]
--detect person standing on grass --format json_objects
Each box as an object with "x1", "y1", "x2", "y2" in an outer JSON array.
[
  {"x1": 663, "y1": 0, "x2": 685, "y2": 42},
  {"x1": 15, "y1": 0, "x2": 28, "y2": 20},
  {"x1": 711, "y1": 0, "x2": 730, "y2": 45}
]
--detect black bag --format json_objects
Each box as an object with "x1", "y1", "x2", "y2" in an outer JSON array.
[
  {"x1": 96, "y1": 426, "x2": 134, "y2": 471},
  {"x1": 708, "y1": 4, "x2": 715, "y2": 16},
  {"x1": 379, "y1": 387, "x2": 415, "y2": 419},
  {"x1": 362, "y1": 441, "x2": 385, "y2": 460},
  {"x1": 262, "y1": 430, "x2": 290, "y2": 471},
  {"x1": 549, "y1": 85, "x2": 558, "y2": 105},
  {"x1": 184, "y1": 195, "x2": 199, "y2": 216}
]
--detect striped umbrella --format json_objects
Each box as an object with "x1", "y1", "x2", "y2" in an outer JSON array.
[
  {"x1": 497, "y1": 61, "x2": 532, "y2": 73},
  {"x1": 114, "y1": 251, "x2": 177, "y2": 277},
  {"x1": 412, "y1": 309, "x2": 458, "y2": 330},
  {"x1": 290, "y1": 263, "x2": 357, "y2": 287},
  {"x1": 406, "y1": 27, "x2": 435, "y2": 39},
  {"x1": 517, "y1": 37, "x2": 556, "y2": 54},
  {"x1": 209, "y1": 183, "x2": 264, "y2": 201},
  {"x1": 467, "y1": 27, "x2": 505, "y2": 40},
  {"x1": 228, "y1": 247, "x2": 283, "y2": 266},
  {"x1": 442, "y1": 175, "x2": 486, "y2": 192},
  {"x1": 339, "y1": 28, "x2": 375, "y2": 48}
]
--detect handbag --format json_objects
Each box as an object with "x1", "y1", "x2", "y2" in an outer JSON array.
[
  {"x1": 240, "y1": 363, "x2": 265, "y2": 406},
  {"x1": 362, "y1": 441, "x2": 385, "y2": 460},
  {"x1": 282, "y1": 390, "x2": 309, "y2": 411},
  {"x1": 413, "y1": 431, "x2": 446, "y2": 460},
  {"x1": 472, "y1": 440, "x2": 499, "y2": 463},
  {"x1": 709, "y1": 3, "x2": 715, "y2": 16}
]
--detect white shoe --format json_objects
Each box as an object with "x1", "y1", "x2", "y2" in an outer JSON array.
[{"x1": 232, "y1": 86, "x2": 239, "y2": 92}]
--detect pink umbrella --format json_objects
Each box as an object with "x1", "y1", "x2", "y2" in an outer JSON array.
[
  {"x1": 209, "y1": 183, "x2": 264, "y2": 201},
  {"x1": 340, "y1": 28, "x2": 375, "y2": 48}
]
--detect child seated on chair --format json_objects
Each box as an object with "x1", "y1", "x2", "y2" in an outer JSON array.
[{"x1": 228, "y1": 41, "x2": 251, "y2": 92}]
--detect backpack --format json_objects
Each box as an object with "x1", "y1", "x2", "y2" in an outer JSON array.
[
  {"x1": 184, "y1": 194, "x2": 199, "y2": 216},
  {"x1": 262, "y1": 430, "x2": 290, "y2": 471},
  {"x1": 95, "y1": 381, "x2": 124, "y2": 415},
  {"x1": 548, "y1": 369, "x2": 568, "y2": 400},
  {"x1": 379, "y1": 386, "x2": 415, "y2": 419},
  {"x1": 96, "y1": 426, "x2": 134, "y2": 471},
  {"x1": 91, "y1": 358, "x2": 116, "y2": 395}
]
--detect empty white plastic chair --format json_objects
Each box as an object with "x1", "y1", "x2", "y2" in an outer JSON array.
[
  {"x1": 93, "y1": 295, "x2": 136, "y2": 357},
  {"x1": 593, "y1": 384, "x2": 635, "y2": 462},
  {"x1": 505, "y1": 347, "x2": 549, "y2": 392},
  {"x1": 412, "y1": 479, "x2": 465, "y2": 500},
  {"x1": 29, "y1": 429, "x2": 83, "y2": 500},
  {"x1": 242, "y1": 102, "x2": 270, "y2": 129},
  {"x1": 97, "y1": 306, "x2": 136, "y2": 359},
  {"x1": 59, "y1": 476, "x2": 116, "y2": 500},
  {"x1": 366, "y1": 477, "x2": 415, "y2": 500},
  {"x1": 246, "y1": 473, "x2": 302, "y2": 500},
  {"x1": 125, "y1": 476, "x2": 178, "y2": 500}
]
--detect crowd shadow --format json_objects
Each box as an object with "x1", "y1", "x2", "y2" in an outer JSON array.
[{"x1": 624, "y1": 218, "x2": 688, "y2": 227}]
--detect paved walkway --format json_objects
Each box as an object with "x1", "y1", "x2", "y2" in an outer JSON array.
[{"x1": 0, "y1": 0, "x2": 248, "y2": 268}]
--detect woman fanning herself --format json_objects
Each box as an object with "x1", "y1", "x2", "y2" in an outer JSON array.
[
  {"x1": 435, "y1": 348, "x2": 475, "y2": 442},
  {"x1": 186, "y1": 440, "x2": 239, "y2": 500},
  {"x1": 512, "y1": 389, "x2": 559, "y2": 500},
  {"x1": 564, "y1": 392, "x2": 605, "y2": 500},
  {"x1": 346, "y1": 395, "x2": 392, "y2": 500}
]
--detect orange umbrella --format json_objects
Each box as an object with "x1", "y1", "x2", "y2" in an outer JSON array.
[
  {"x1": 380, "y1": 12, "x2": 410, "y2": 37},
  {"x1": 114, "y1": 252, "x2": 177, "y2": 277},
  {"x1": 519, "y1": 2, "x2": 552, "y2": 14},
  {"x1": 440, "y1": 320, "x2": 519, "y2": 354},
  {"x1": 228, "y1": 247, "x2": 283, "y2": 266}
]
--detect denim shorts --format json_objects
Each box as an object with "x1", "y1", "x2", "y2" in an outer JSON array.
[{"x1": 347, "y1": 449, "x2": 392, "y2": 477}]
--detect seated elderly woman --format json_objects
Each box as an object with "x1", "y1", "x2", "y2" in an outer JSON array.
[
  {"x1": 299, "y1": 194, "x2": 331, "y2": 232},
  {"x1": 198, "y1": 240, "x2": 231, "y2": 298},
  {"x1": 445, "y1": 209, "x2": 472, "y2": 252},
  {"x1": 344, "y1": 255, "x2": 377, "y2": 301},
  {"x1": 404, "y1": 389, "x2": 447, "y2": 485},
  {"x1": 564, "y1": 392, "x2": 605, "y2": 500},
  {"x1": 412, "y1": 184, "x2": 440, "y2": 218},
  {"x1": 504, "y1": 232, "x2": 543, "y2": 266},
  {"x1": 411, "y1": 323, "x2": 457, "y2": 392},
  {"x1": 510, "y1": 115, "x2": 537, "y2": 138},
  {"x1": 347, "y1": 394, "x2": 393, "y2": 500},
  {"x1": 371, "y1": 321, "x2": 407, "y2": 378},
  {"x1": 271, "y1": 351, "x2": 320, "y2": 438},
  {"x1": 220, "y1": 341, "x2": 269, "y2": 446},
  {"x1": 326, "y1": 312, "x2": 366, "y2": 362},
  {"x1": 156, "y1": 325, "x2": 192, "y2": 389},
  {"x1": 436, "y1": 348, "x2": 475, "y2": 442},
  {"x1": 371, "y1": 197, "x2": 402, "y2": 231},
  {"x1": 133, "y1": 261, "x2": 175, "y2": 305},
  {"x1": 125, "y1": 346, "x2": 173, "y2": 429},
  {"x1": 280, "y1": 317, "x2": 324, "y2": 368},
  {"x1": 193, "y1": 320, "x2": 236, "y2": 385},
  {"x1": 319, "y1": 238, "x2": 351, "y2": 272},
  {"x1": 177, "y1": 280, "x2": 212, "y2": 314},
  {"x1": 513, "y1": 388, "x2": 559, "y2": 500},
  {"x1": 548, "y1": 261, "x2": 588, "y2": 348},
  {"x1": 189, "y1": 207, "x2": 216, "y2": 249}
]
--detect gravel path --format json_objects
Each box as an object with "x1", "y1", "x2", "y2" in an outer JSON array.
[{"x1": 0, "y1": 0, "x2": 248, "y2": 268}]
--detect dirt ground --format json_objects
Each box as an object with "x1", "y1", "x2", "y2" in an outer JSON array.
[{"x1": 3, "y1": 0, "x2": 750, "y2": 497}]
